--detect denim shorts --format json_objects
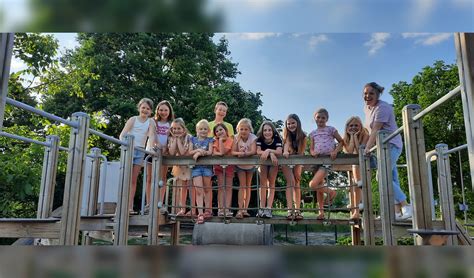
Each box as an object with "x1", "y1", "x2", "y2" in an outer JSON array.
[
  {"x1": 235, "y1": 166, "x2": 256, "y2": 173},
  {"x1": 133, "y1": 149, "x2": 145, "y2": 166},
  {"x1": 191, "y1": 166, "x2": 213, "y2": 178}
]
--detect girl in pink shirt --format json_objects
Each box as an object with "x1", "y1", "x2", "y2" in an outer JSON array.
[{"x1": 309, "y1": 108, "x2": 344, "y2": 220}]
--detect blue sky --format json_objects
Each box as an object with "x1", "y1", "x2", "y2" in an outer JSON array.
[
  {"x1": 10, "y1": 32, "x2": 458, "y2": 133},
  {"x1": 215, "y1": 32, "x2": 457, "y2": 133}
]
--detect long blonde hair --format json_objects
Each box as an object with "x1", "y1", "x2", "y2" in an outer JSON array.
[{"x1": 342, "y1": 116, "x2": 369, "y2": 153}]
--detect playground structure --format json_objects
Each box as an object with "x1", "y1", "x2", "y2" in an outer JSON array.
[{"x1": 0, "y1": 33, "x2": 473, "y2": 246}]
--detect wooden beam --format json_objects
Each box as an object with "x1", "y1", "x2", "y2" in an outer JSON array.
[
  {"x1": 0, "y1": 219, "x2": 60, "y2": 238},
  {"x1": 0, "y1": 33, "x2": 14, "y2": 131}
]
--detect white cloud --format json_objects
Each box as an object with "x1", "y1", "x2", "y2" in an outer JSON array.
[
  {"x1": 409, "y1": 0, "x2": 437, "y2": 28},
  {"x1": 308, "y1": 34, "x2": 329, "y2": 50},
  {"x1": 402, "y1": 33, "x2": 452, "y2": 45},
  {"x1": 241, "y1": 0, "x2": 292, "y2": 11},
  {"x1": 237, "y1": 33, "x2": 281, "y2": 40},
  {"x1": 365, "y1": 33, "x2": 391, "y2": 55}
]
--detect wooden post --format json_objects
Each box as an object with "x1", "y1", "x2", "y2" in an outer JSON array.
[
  {"x1": 83, "y1": 148, "x2": 101, "y2": 245},
  {"x1": 114, "y1": 135, "x2": 134, "y2": 246},
  {"x1": 348, "y1": 171, "x2": 361, "y2": 245},
  {"x1": 455, "y1": 33, "x2": 474, "y2": 192},
  {"x1": 359, "y1": 145, "x2": 375, "y2": 245},
  {"x1": 59, "y1": 112, "x2": 90, "y2": 245},
  {"x1": 170, "y1": 178, "x2": 181, "y2": 246},
  {"x1": 376, "y1": 131, "x2": 396, "y2": 245},
  {"x1": 435, "y1": 144, "x2": 457, "y2": 245},
  {"x1": 0, "y1": 33, "x2": 14, "y2": 131},
  {"x1": 148, "y1": 153, "x2": 163, "y2": 245},
  {"x1": 402, "y1": 104, "x2": 432, "y2": 245}
]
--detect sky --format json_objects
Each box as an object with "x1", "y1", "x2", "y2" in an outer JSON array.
[
  {"x1": 7, "y1": 0, "x2": 470, "y2": 133},
  {"x1": 10, "y1": 32, "x2": 458, "y2": 133}
]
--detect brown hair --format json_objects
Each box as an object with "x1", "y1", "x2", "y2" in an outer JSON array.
[
  {"x1": 283, "y1": 114, "x2": 306, "y2": 154},
  {"x1": 154, "y1": 100, "x2": 175, "y2": 122}
]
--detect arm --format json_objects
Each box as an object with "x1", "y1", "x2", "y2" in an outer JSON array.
[
  {"x1": 119, "y1": 117, "x2": 135, "y2": 141},
  {"x1": 330, "y1": 131, "x2": 344, "y2": 160},
  {"x1": 364, "y1": 122, "x2": 384, "y2": 155},
  {"x1": 147, "y1": 120, "x2": 157, "y2": 151},
  {"x1": 283, "y1": 140, "x2": 290, "y2": 158},
  {"x1": 309, "y1": 136, "x2": 318, "y2": 157},
  {"x1": 176, "y1": 135, "x2": 189, "y2": 155},
  {"x1": 168, "y1": 137, "x2": 177, "y2": 155},
  {"x1": 269, "y1": 146, "x2": 282, "y2": 166},
  {"x1": 345, "y1": 134, "x2": 356, "y2": 154}
]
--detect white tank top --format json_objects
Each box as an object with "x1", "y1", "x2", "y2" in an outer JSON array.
[{"x1": 130, "y1": 116, "x2": 150, "y2": 147}]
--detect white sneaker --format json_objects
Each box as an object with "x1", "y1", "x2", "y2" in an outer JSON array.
[
  {"x1": 395, "y1": 212, "x2": 403, "y2": 221},
  {"x1": 400, "y1": 205, "x2": 413, "y2": 220},
  {"x1": 258, "y1": 209, "x2": 265, "y2": 217},
  {"x1": 265, "y1": 209, "x2": 273, "y2": 218},
  {"x1": 358, "y1": 203, "x2": 364, "y2": 211}
]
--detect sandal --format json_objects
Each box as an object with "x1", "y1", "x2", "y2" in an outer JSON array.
[
  {"x1": 316, "y1": 214, "x2": 325, "y2": 220},
  {"x1": 185, "y1": 210, "x2": 195, "y2": 217},
  {"x1": 204, "y1": 210, "x2": 213, "y2": 219},
  {"x1": 235, "y1": 211, "x2": 244, "y2": 219},
  {"x1": 217, "y1": 210, "x2": 225, "y2": 217},
  {"x1": 225, "y1": 210, "x2": 233, "y2": 217},
  {"x1": 176, "y1": 209, "x2": 186, "y2": 217},
  {"x1": 197, "y1": 214, "x2": 205, "y2": 224},
  {"x1": 243, "y1": 211, "x2": 251, "y2": 217},
  {"x1": 286, "y1": 210, "x2": 294, "y2": 220},
  {"x1": 294, "y1": 211, "x2": 304, "y2": 220}
]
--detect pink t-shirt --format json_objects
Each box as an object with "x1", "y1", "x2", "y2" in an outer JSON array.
[
  {"x1": 309, "y1": 126, "x2": 337, "y2": 155},
  {"x1": 364, "y1": 100, "x2": 403, "y2": 149}
]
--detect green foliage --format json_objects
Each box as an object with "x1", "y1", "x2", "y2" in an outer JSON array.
[{"x1": 390, "y1": 61, "x2": 472, "y2": 220}]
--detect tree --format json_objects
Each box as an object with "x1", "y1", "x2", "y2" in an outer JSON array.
[{"x1": 389, "y1": 61, "x2": 472, "y2": 219}]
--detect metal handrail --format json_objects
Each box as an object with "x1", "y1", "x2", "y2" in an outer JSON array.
[
  {"x1": 412, "y1": 86, "x2": 461, "y2": 121},
  {"x1": 445, "y1": 144, "x2": 468, "y2": 155},
  {"x1": 0, "y1": 131, "x2": 51, "y2": 148},
  {"x1": 382, "y1": 126, "x2": 404, "y2": 145},
  {"x1": 6, "y1": 97, "x2": 78, "y2": 128},
  {"x1": 89, "y1": 129, "x2": 126, "y2": 146}
]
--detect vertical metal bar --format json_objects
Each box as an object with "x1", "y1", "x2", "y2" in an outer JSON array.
[
  {"x1": 114, "y1": 134, "x2": 134, "y2": 246},
  {"x1": 426, "y1": 152, "x2": 437, "y2": 220},
  {"x1": 435, "y1": 144, "x2": 457, "y2": 245},
  {"x1": 83, "y1": 148, "x2": 101, "y2": 245},
  {"x1": 376, "y1": 131, "x2": 396, "y2": 245},
  {"x1": 402, "y1": 105, "x2": 432, "y2": 245},
  {"x1": 458, "y1": 152, "x2": 467, "y2": 226},
  {"x1": 59, "y1": 112, "x2": 90, "y2": 245},
  {"x1": 148, "y1": 154, "x2": 163, "y2": 245},
  {"x1": 0, "y1": 33, "x2": 14, "y2": 131},
  {"x1": 359, "y1": 145, "x2": 375, "y2": 245},
  {"x1": 455, "y1": 33, "x2": 474, "y2": 191},
  {"x1": 37, "y1": 135, "x2": 60, "y2": 219}
]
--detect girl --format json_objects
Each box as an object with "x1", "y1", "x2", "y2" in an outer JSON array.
[
  {"x1": 167, "y1": 118, "x2": 192, "y2": 217},
  {"x1": 213, "y1": 123, "x2": 234, "y2": 217},
  {"x1": 145, "y1": 100, "x2": 175, "y2": 214},
  {"x1": 119, "y1": 98, "x2": 157, "y2": 213},
  {"x1": 208, "y1": 101, "x2": 235, "y2": 137},
  {"x1": 189, "y1": 119, "x2": 214, "y2": 224},
  {"x1": 282, "y1": 114, "x2": 307, "y2": 220},
  {"x1": 309, "y1": 108, "x2": 344, "y2": 220},
  {"x1": 342, "y1": 116, "x2": 369, "y2": 220},
  {"x1": 256, "y1": 121, "x2": 283, "y2": 218},
  {"x1": 232, "y1": 118, "x2": 257, "y2": 219}
]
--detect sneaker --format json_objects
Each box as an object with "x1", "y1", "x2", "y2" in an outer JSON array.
[
  {"x1": 358, "y1": 203, "x2": 364, "y2": 211},
  {"x1": 264, "y1": 209, "x2": 273, "y2": 218},
  {"x1": 258, "y1": 209, "x2": 265, "y2": 217},
  {"x1": 400, "y1": 205, "x2": 413, "y2": 220},
  {"x1": 395, "y1": 212, "x2": 403, "y2": 221}
]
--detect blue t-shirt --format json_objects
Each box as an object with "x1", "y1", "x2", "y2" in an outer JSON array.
[{"x1": 191, "y1": 137, "x2": 214, "y2": 151}]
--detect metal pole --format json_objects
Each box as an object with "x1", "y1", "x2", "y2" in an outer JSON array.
[
  {"x1": 114, "y1": 134, "x2": 134, "y2": 246},
  {"x1": 83, "y1": 148, "x2": 101, "y2": 245},
  {"x1": 458, "y1": 152, "x2": 467, "y2": 226},
  {"x1": 435, "y1": 144, "x2": 457, "y2": 245},
  {"x1": 455, "y1": 33, "x2": 474, "y2": 191},
  {"x1": 402, "y1": 105, "x2": 432, "y2": 245},
  {"x1": 0, "y1": 33, "x2": 14, "y2": 131},
  {"x1": 426, "y1": 151, "x2": 438, "y2": 220},
  {"x1": 37, "y1": 135, "x2": 60, "y2": 219},
  {"x1": 148, "y1": 153, "x2": 162, "y2": 245},
  {"x1": 59, "y1": 112, "x2": 90, "y2": 245},
  {"x1": 376, "y1": 131, "x2": 396, "y2": 245}
]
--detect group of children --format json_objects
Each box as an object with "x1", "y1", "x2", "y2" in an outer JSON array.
[{"x1": 120, "y1": 99, "x2": 369, "y2": 224}]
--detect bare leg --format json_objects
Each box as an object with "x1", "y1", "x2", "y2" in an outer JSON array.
[
  {"x1": 217, "y1": 173, "x2": 224, "y2": 214},
  {"x1": 244, "y1": 171, "x2": 253, "y2": 212},
  {"x1": 282, "y1": 166, "x2": 295, "y2": 212},
  {"x1": 294, "y1": 165, "x2": 303, "y2": 211},
  {"x1": 259, "y1": 167, "x2": 269, "y2": 209},
  {"x1": 129, "y1": 165, "x2": 142, "y2": 211},
  {"x1": 193, "y1": 176, "x2": 205, "y2": 215},
  {"x1": 225, "y1": 173, "x2": 234, "y2": 212},
  {"x1": 237, "y1": 171, "x2": 246, "y2": 213},
  {"x1": 309, "y1": 168, "x2": 327, "y2": 218},
  {"x1": 266, "y1": 166, "x2": 279, "y2": 209},
  {"x1": 203, "y1": 176, "x2": 212, "y2": 214}
]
